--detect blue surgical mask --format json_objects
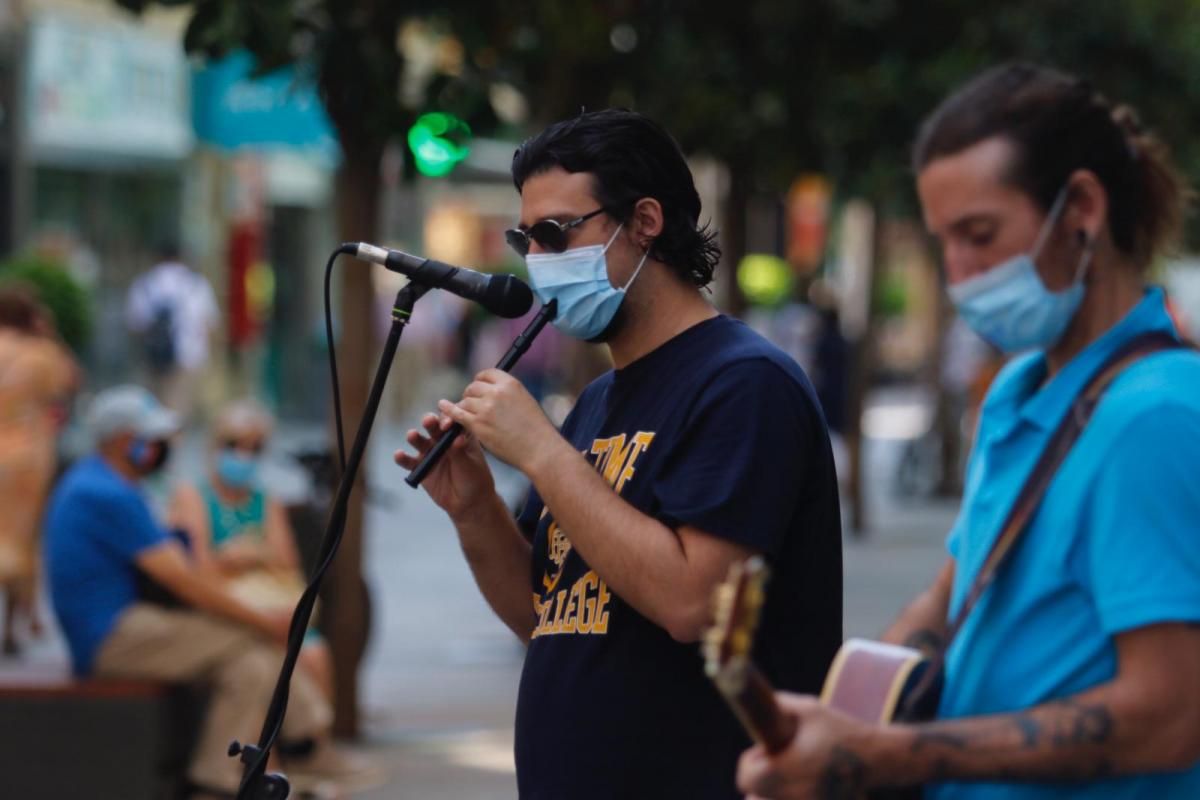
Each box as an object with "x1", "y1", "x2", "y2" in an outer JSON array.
[
  {"x1": 525, "y1": 225, "x2": 649, "y2": 340},
  {"x1": 127, "y1": 437, "x2": 170, "y2": 476},
  {"x1": 217, "y1": 451, "x2": 259, "y2": 488},
  {"x1": 948, "y1": 187, "x2": 1094, "y2": 353}
]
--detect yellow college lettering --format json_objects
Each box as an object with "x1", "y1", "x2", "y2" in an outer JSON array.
[
  {"x1": 590, "y1": 431, "x2": 656, "y2": 493},
  {"x1": 531, "y1": 570, "x2": 613, "y2": 639},
  {"x1": 530, "y1": 430, "x2": 653, "y2": 639}
]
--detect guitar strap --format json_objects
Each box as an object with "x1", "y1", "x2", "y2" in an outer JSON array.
[{"x1": 901, "y1": 328, "x2": 1193, "y2": 717}]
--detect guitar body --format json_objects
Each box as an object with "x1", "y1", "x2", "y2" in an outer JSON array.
[
  {"x1": 819, "y1": 638, "x2": 941, "y2": 800},
  {"x1": 821, "y1": 638, "x2": 940, "y2": 724}
]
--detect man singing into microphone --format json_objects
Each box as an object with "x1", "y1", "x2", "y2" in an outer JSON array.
[{"x1": 395, "y1": 109, "x2": 843, "y2": 798}]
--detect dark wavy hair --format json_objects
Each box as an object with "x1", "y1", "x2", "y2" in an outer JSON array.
[
  {"x1": 913, "y1": 62, "x2": 1190, "y2": 269},
  {"x1": 512, "y1": 109, "x2": 721, "y2": 288}
]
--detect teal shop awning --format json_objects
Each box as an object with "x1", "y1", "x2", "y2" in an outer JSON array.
[{"x1": 192, "y1": 50, "x2": 339, "y2": 165}]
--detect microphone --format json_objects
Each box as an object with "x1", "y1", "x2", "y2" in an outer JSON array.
[{"x1": 352, "y1": 242, "x2": 534, "y2": 318}]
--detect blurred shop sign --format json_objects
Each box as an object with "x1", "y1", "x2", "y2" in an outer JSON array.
[
  {"x1": 192, "y1": 49, "x2": 338, "y2": 165},
  {"x1": 25, "y1": 14, "x2": 193, "y2": 162}
]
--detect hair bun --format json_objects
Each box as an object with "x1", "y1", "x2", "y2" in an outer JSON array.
[{"x1": 1111, "y1": 105, "x2": 1146, "y2": 160}]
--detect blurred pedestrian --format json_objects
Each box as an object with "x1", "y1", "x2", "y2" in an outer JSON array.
[
  {"x1": 739, "y1": 63, "x2": 1200, "y2": 799},
  {"x1": 125, "y1": 242, "x2": 219, "y2": 421},
  {"x1": 812, "y1": 303, "x2": 849, "y2": 437},
  {"x1": 167, "y1": 399, "x2": 333, "y2": 699},
  {"x1": 44, "y1": 386, "x2": 378, "y2": 797},
  {"x1": 0, "y1": 285, "x2": 75, "y2": 656}
]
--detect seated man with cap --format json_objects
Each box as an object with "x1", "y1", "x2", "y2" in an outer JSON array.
[{"x1": 43, "y1": 385, "x2": 376, "y2": 798}]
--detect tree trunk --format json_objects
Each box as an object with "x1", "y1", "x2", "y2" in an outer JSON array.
[
  {"x1": 845, "y1": 209, "x2": 887, "y2": 537},
  {"x1": 722, "y1": 163, "x2": 750, "y2": 316},
  {"x1": 324, "y1": 147, "x2": 383, "y2": 738}
]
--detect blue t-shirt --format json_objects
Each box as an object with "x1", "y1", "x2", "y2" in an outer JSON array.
[
  {"x1": 931, "y1": 288, "x2": 1200, "y2": 799},
  {"x1": 44, "y1": 456, "x2": 169, "y2": 675},
  {"x1": 513, "y1": 315, "x2": 844, "y2": 800}
]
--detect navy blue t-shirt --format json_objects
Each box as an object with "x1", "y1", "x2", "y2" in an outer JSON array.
[{"x1": 514, "y1": 314, "x2": 843, "y2": 799}]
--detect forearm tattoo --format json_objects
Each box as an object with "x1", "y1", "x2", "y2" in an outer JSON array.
[
  {"x1": 818, "y1": 746, "x2": 869, "y2": 800},
  {"x1": 911, "y1": 699, "x2": 1115, "y2": 782}
]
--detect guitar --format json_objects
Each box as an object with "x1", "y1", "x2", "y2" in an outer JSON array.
[{"x1": 703, "y1": 556, "x2": 940, "y2": 798}]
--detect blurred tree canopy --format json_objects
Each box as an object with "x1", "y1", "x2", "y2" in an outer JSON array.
[
  {"x1": 443, "y1": 0, "x2": 1200, "y2": 214},
  {"x1": 116, "y1": 0, "x2": 1200, "y2": 279}
]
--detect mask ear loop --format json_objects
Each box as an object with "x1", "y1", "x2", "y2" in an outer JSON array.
[
  {"x1": 620, "y1": 248, "x2": 650, "y2": 292},
  {"x1": 601, "y1": 223, "x2": 624, "y2": 253},
  {"x1": 1030, "y1": 184, "x2": 1073, "y2": 261},
  {"x1": 1072, "y1": 234, "x2": 1098, "y2": 285}
]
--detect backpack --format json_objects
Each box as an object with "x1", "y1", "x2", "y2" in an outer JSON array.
[{"x1": 144, "y1": 303, "x2": 177, "y2": 375}]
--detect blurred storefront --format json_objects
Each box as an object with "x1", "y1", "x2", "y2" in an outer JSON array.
[{"x1": 8, "y1": 7, "x2": 192, "y2": 379}]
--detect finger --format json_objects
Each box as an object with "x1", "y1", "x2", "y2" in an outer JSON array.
[
  {"x1": 438, "y1": 398, "x2": 473, "y2": 426},
  {"x1": 406, "y1": 428, "x2": 433, "y2": 452},
  {"x1": 461, "y1": 382, "x2": 488, "y2": 399},
  {"x1": 421, "y1": 414, "x2": 443, "y2": 437},
  {"x1": 456, "y1": 396, "x2": 485, "y2": 416},
  {"x1": 393, "y1": 449, "x2": 418, "y2": 469},
  {"x1": 736, "y1": 748, "x2": 770, "y2": 795},
  {"x1": 774, "y1": 692, "x2": 820, "y2": 714},
  {"x1": 474, "y1": 368, "x2": 509, "y2": 384}
]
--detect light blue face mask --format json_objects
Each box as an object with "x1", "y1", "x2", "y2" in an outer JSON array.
[
  {"x1": 947, "y1": 187, "x2": 1095, "y2": 353},
  {"x1": 525, "y1": 224, "x2": 649, "y2": 341},
  {"x1": 216, "y1": 451, "x2": 259, "y2": 489}
]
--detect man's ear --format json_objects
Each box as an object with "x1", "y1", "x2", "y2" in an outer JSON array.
[{"x1": 629, "y1": 197, "x2": 664, "y2": 247}]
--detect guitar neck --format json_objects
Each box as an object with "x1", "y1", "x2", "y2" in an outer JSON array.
[{"x1": 724, "y1": 663, "x2": 798, "y2": 754}]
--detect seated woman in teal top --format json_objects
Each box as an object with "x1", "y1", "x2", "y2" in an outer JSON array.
[
  {"x1": 738, "y1": 64, "x2": 1200, "y2": 799},
  {"x1": 169, "y1": 399, "x2": 332, "y2": 699}
]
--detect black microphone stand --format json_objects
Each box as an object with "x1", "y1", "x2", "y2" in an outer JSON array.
[{"x1": 230, "y1": 280, "x2": 430, "y2": 799}]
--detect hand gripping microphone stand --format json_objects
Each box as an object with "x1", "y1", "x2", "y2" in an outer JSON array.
[
  {"x1": 230, "y1": 262, "x2": 432, "y2": 799},
  {"x1": 405, "y1": 299, "x2": 557, "y2": 487}
]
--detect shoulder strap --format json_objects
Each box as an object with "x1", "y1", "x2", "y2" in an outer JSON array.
[
  {"x1": 899, "y1": 330, "x2": 1191, "y2": 719},
  {"x1": 943, "y1": 329, "x2": 1190, "y2": 648}
]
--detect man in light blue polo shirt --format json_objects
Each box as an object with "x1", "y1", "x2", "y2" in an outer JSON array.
[{"x1": 737, "y1": 63, "x2": 1200, "y2": 799}]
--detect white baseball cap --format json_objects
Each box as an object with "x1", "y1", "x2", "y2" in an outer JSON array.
[{"x1": 87, "y1": 385, "x2": 180, "y2": 442}]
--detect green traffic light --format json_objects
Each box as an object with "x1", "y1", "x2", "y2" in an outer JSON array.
[{"x1": 408, "y1": 112, "x2": 472, "y2": 177}]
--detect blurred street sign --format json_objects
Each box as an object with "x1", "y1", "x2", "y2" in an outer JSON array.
[{"x1": 192, "y1": 50, "x2": 338, "y2": 165}]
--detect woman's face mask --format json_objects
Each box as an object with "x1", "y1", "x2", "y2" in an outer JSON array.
[
  {"x1": 216, "y1": 450, "x2": 259, "y2": 489},
  {"x1": 947, "y1": 186, "x2": 1095, "y2": 353}
]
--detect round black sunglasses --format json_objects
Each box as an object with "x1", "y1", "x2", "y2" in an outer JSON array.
[{"x1": 504, "y1": 208, "x2": 607, "y2": 257}]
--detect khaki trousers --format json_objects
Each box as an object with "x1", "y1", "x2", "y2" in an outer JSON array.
[{"x1": 94, "y1": 604, "x2": 332, "y2": 792}]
